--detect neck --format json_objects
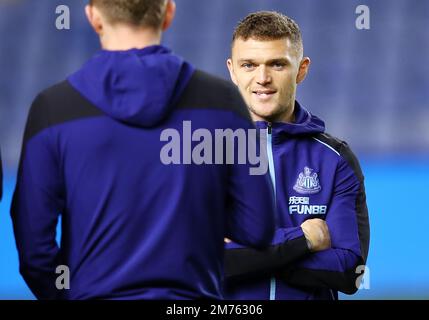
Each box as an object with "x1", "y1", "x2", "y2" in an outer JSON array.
[
  {"x1": 100, "y1": 24, "x2": 162, "y2": 51},
  {"x1": 278, "y1": 104, "x2": 295, "y2": 123},
  {"x1": 250, "y1": 102, "x2": 296, "y2": 124}
]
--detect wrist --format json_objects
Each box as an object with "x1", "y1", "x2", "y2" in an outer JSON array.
[{"x1": 306, "y1": 238, "x2": 313, "y2": 251}]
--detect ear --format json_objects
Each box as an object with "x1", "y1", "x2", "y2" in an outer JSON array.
[
  {"x1": 296, "y1": 57, "x2": 311, "y2": 84},
  {"x1": 85, "y1": 4, "x2": 104, "y2": 35},
  {"x1": 227, "y1": 58, "x2": 238, "y2": 86},
  {"x1": 162, "y1": 0, "x2": 176, "y2": 31}
]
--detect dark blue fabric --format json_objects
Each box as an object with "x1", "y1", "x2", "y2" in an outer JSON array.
[
  {"x1": 254, "y1": 102, "x2": 326, "y2": 136},
  {"x1": 68, "y1": 45, "x2": 193, "y2": 127},
  {"x1": 11, "y1": 47, "x2": 276, "y2": 300},
  {"x1": 225, "y1": 102, "x2": 362, "y2": 300}
]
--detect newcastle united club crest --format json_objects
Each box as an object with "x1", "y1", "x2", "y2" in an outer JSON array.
[{"x1": 293, "y1": 167, "x2": 321, "y2": 194}]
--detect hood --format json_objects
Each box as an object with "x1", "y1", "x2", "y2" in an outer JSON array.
[
  {"x1": 68, "y1": 45, "x2": 194, "y2": 127},
  {"x1": 255, "y1": 101, "x2": 325, "y2": 136}
]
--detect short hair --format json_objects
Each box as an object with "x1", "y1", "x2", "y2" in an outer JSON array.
[
  {"x1": 89, "y1": 0, "x2": 168, "y2": 29},
  {"x1": 232, "y1": 11, "x2": 303, "y2": 57}
]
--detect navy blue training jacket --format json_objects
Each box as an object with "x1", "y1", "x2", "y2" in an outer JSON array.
[
  {"x1": 224, "y1": 102, "x2": 370, "y2": 300},
  {"x1": 11, "y1": 45, "x2": 276, "y2": 300}
]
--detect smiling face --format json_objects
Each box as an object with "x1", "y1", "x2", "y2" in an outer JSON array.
[{"x1": 227, "y1": 37, "x2": 310, "y2": 123}]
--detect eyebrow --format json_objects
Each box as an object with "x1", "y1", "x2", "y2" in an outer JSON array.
[{"x1": 237, "y1": 57, "x2": 291, "y2": 65}]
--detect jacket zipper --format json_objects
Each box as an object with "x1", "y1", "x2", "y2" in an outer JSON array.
[{"x1": 266, "y1": 122, "x2": 276, "y2": 300}]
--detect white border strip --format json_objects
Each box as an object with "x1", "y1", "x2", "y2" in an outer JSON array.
[
  {"x1": 312, "y1": 138, "x2": 340, "y2": 156},
  {"x1": 269, "y1": 277, "x2": 276, "y2": 300}
]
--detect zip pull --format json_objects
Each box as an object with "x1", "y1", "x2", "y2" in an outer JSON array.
[{"x1": 267, "y1": 122, "x2": 272, "y2": 135}]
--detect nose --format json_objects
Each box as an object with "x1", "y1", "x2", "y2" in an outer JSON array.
[{"x1": 256, "y1": 65, "x2": 271, "y2": 85}]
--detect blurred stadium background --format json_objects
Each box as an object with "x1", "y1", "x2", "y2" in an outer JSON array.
[{"x1": 0, "y1": 0, "x2": 428, "y2": 299}]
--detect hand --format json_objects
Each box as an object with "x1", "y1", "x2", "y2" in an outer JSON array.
[{"x1": 300, "y1": 218, "x2": 331, "y2": 252}]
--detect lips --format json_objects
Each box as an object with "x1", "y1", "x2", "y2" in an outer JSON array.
[
  {"x1": 252, "y1": 89, "x2": 276, "y2": 95},
  {"x1": 252, "y1": 89, "x2": 276, "y2": 100}
]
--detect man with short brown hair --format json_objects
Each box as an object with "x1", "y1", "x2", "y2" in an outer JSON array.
[
  {"x1": 224, "y1": 11, "x2": 370, "y2": 300},
  {"x1": 89, "y1": 0, "x2": 168, "y2": 29},
  {"x1": 11, "y1": 1, "x2": 276, "y2": 300}
]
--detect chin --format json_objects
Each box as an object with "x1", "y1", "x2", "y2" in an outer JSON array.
[
  {"x1": 253, "y1": 108, "x2": 276, "y2": 117},
  {"x1": 252, "y1": 112, "x2": 276, "y2": 122}
]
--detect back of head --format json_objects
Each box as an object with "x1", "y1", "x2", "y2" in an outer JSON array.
[
  {"x1": 89, "y1": 0, "x2": 168, "y2": 29},
  {"x1": 69, "y1": 0, "x2": 185, "y2": 127}
]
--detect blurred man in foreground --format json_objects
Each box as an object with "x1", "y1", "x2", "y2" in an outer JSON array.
[{"x1": 11, "y1": 1, "x2": 275, "y2": 300}]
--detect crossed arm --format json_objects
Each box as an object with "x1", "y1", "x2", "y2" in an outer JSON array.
[{"x1": 224, "y1": 152, "x2": 370, "y2": 295}]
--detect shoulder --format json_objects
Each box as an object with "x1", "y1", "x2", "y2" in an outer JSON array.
[
  {"x1": 38, "y1": 80, "x2": 101, "y2": 116},
  {"x1": 314, "y1": 132, "x2": 364, "y2": 181},
  {"x1": 176, "y1": 69, "x2": 252, "y2": 122},
  {"x1": 25, "y1": 81, "x2": 102, "y2": 141}
]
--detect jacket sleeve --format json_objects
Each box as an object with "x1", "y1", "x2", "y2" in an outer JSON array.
[
  {"x1": 224, "y1": 226, "x2": 310, "y2": 282},
  {"x1": 11, "y1": 93, "x2": 64, "y2": 300},
  {"x1": 279, "y1": 144, "x2": 370, "y2": 294},
  {"x1": 225, "y1": 160, "x2": 276, "y2": 249},
  {"x1": 224, "y1": 95, "x2": 276, "y2": 249}
]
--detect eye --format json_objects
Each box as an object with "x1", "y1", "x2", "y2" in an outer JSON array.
[
  {"x1": 271, "y1": 62, "x2": 286, "y2": 70},
  {"x1": 241, "y1": 62, "x2": 255, "y2": 70}
]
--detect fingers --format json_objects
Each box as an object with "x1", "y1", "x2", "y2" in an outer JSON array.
[{"x1": 300, "y1": 218, "x2": 331, "y2": 252}]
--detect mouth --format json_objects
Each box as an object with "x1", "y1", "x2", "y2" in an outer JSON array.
[{"x1": 252, "y1": 89, "x2": 277, "y2": 100}]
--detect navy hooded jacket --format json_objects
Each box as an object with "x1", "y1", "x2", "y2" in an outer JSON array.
[
  {"x1": 224, "y1": 102, "x2": 370, "y2": 300},
  {"x1": 11, "y1": 46, "x2": 276, "y2": 300}
]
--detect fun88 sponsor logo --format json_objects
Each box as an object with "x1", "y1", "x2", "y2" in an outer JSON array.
[{"x1": 288, "y1": 196, "x2": 327, "y2": 215}]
